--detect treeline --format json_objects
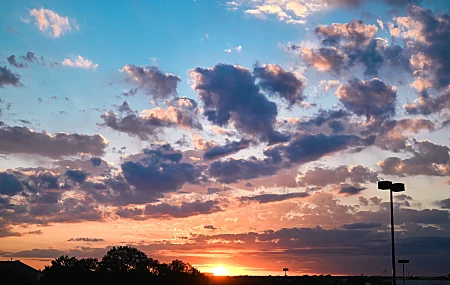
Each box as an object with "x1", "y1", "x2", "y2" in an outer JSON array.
[{"x1": 40, "y1": 246, "x2": 209, "y2": 285}]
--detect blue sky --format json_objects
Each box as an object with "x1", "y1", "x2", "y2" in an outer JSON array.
[{"x1": 1, "y1": 0, "x2": 450, "y2": 276}]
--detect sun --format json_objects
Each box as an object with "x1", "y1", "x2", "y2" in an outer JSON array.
[{"x1": 213, "y1": 265, "x2": 227, "y2": 276}]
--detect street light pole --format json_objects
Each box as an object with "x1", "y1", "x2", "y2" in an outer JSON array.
[
  {"x1": 378, "y1": 181, "x2": 405, "y2": 285},
  {"x1": 390, "y1": 189, "x2": 396, "y2": 285}
]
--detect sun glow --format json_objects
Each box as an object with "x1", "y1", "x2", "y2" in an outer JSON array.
[{"x1": 213, "y1": 265, "x2": 227, "y2": 276}]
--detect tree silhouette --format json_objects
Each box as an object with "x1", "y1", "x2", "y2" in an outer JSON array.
[
  {"x1": 37, "y1": 246, "x2": 209, "y2": 285},
  {"x1": 100, "y1": 246, "x2": 152, "y2": 273}
]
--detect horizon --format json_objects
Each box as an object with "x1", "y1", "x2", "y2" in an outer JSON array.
[{"x1": 1, "y1": 0, "x2": 450, "y2": 278}]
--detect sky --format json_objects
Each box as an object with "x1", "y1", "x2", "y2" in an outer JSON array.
[{"x1": 1, "y1": 0, "x2": 450, "y2": 277}]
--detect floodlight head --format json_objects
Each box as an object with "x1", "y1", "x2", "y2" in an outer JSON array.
[
  {"x1": 391, "y1": 183, "x2": 405, "y2": 192},
  {"x1": 378, "y1": 181, "x2": 392, "y2": 190}
]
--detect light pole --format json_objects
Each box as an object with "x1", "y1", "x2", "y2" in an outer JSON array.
[
  {"x1": 378, "y1": 181, "x2": 405, "y2": 285},
  {"x1": 398, "y1": 260, "x2": 409, "y2": 285}
]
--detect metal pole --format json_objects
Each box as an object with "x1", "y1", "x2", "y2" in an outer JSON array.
[
  {"x1": 390, "y1": 190, "x2": 396, "y2": 285},
  {"x1": 402, "y1": 263, "x2": 405, "y2": 285}
]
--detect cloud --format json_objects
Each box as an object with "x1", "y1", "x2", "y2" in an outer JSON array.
[
  {"x1": 253, "y1": 63, "x2": 305, "y2": 106},
  {"x1": 119, "y1": 145, "x2": 202, "y2": 201},
  {"x1": 29, "y1": 7, "x2": 72, "y2": 38},
  {"x1": 65, "y1": 169, "x2": 89, "y2": 184},
  {"x1": 338, "y1": 184, "x2": 367, "y2": 195},
  {"x1": 144, "y1": 200, "x2": 223, "y2": 218},
  {"x1": 7, "y1": 55, "x2": 27, "y2": 68},
  {"x1": 62, "y1": 55, "x2": 98, "y2": 70},
  {"x1": 189, "y1": 64, "x2": 288, "y2": 143},
  {"x1": 297, "y1": 165, "x2": 379, "y2": 187},
  {"x1": 68, "y1": 237, "x2": 105, "y2": 242},
  {"x1": 239, "y1": 192, "x2": 309, "y2": 204},
  {"x1": 208, "y1": 155, "x2": 281, "y2": 183},
  {"x1": 0, "y1": 172, "x2": 24, "y2": 196},
  {"x1": 0, "y1": 125, "x2": 108, "y2": 158},
  {"x1": 275, "y1": 133, "x2": 374, "y2": 164},
  {"x1": 341, "y1": 222, "x2": 382, "y2": 229},
  {"x1": 121, "y1": 64, "x2": 181, "y2": 101},
  {"x1": 203, "y1": 139, "x2": 251, "y2": 160},
  {"x1": 0, "y1": 66, "x2": 23, "y2": 88},
  {"x1": 101, "y1": 104, "x2": 201, "y2": 140},
  {"x1": 378, "y1": 140, "x2": 450, "y2": 176},
  {"x1": 336, "y1": 78, "x2": 397, "y2": 120},
  {"x1": 438, "y1": 198, "x2": 450, "y2": 209},
  {"x1": 404, "y1": 91, "x2": 450, "y2": 115},
  {"x1": 204, "y1": 225, "x2": 218, "y2": 230},
  {"x1": 390, "y1": 6, "x2": 450, "y2": 92}
]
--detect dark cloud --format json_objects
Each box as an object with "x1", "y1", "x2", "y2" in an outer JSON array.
[
  {"x1": 144, "y1": 200, "x2": 222, "y2": 218},
  {"x1": 120, "y1": 145, "x2": 201, "y2": 200},
  {"x1": 298, "y1": 165, "x2": 379, "y2": 187},
  {"x1": 0, "y1": 124, "x2": 108, "y2": 158},
  {"x1": 438, "y1": 198, "x2": 450, "y2": 209},
  {"x1": 336, "y1": 78, "x2": 397, "y2": 120},
  {"x1": 203, "y1": 139, "x2": 251, "y2": 160},
  {"x1": 404, "y1": 91, "x2": 450, "y2": 115},
  {"x1": 276, "y1": 133, "x2": 374, "y2": 164},
  {"x1": 189, "y1": 64, "x2": 288, "y2": 143},
  {"x1": 239, "y1": 192, "x2": 309, "y2": 204},
  {"x1": 121, "y1": 64, "x2": 180, "y2": 100},
  {"x1": 208, "y1": 156, "x2": 281, "y2": 184},
  {"x1": 115, "y1": 207, "x2": 143, "y2": 219},
  {"x1": 65, "y1": 169, "x2": 89, "y2": 184},
  {"x1": 122, "y1": 88, "x2": 138, "y2": 97},
  {"x1": 204, "y1": 225, "x2": 218, "y2": 230},
  {"x1": 0, "y1": 66, "x2": 23, "y2": 88},
  {"x1": 90, "y1": 157, "x2": 102, "y2": 166},
  {"x1": 7, "y1": 55, "x2": 27, "y2": 68},
  {"x1": 253, "y1": 63, "x2": 305, "y2": 106},
  {"x1": 0, "y1": 172, "x2": 23, "y2": 196},
  {"x1": 341, "y1": 222, "x2": 382, "y2": 229},
  {"x1": 298, "y1": 109, "x2": 349, "y2": 128},
  {"x1": 68, "y1": 237, "x2": 104, "y2": 242},
  {"x1": 21, "y1": 51, "x2": 38, "y2": 63},
  {"x1": 379, "y1": 140, "x2": 450, "y2": 176},
  {"x1": 339, "y1": 184, "x2": 367, "y2": 195}
]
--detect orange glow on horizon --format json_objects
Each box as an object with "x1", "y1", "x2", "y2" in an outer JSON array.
[{"x1": 213, "y1": 265, "x2": 227, "y2": 276}]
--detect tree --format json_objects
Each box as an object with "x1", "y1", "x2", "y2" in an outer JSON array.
[{"x1": 100, "y1": 246, "x2": 151, "y2": 273}]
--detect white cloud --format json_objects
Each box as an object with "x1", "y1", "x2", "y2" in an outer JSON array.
[
  {"x1": 224, "y1": 49, "x2": 232, "y2": 53},
  {"x1": 28, "y1": 7, "x2": 73, "y2": 38},
  {"x1": 62, "y1": 55, "x2": 98, "y2": 70},
  {"x1": 236, "y1": 46, "x2": 242, "y2": 52},
  {"x1": 20, "y1": 16, "x2": 30, "y2": 24}
]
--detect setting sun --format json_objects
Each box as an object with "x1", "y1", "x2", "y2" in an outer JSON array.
[{"x1": 213, "y1": 265, "x2": 227, "y2": 276}]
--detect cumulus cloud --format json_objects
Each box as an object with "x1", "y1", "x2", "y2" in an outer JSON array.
[
  {"x1": 62, "y1": 55, "x2": 98, "y2": 70},
  {"x1": 208, "y1": 155, "x2": 282, "y2": 184},
  {"x1": 189, "y1": 63, "x2": 288, "y2": 143},
  {"x1": 203, "y1": 139, "x2": 251, "y2": 160},
  {"x1": 101, "y1": 104, "x2": 201, "y2": 140},
  {"x1": 144, "y1": 200, "x2": 223, "y2": 218},
  {"x1": 336, "y1": 78, "x2": 397, "y2": 120},
  {"x1": 0, "y1": 125, "x2": 108, "y2": 158},
  {"x1": 297, "y1": 165, "x2": 379, "y2": 187},
  {"x1": 0, "y1": 66, "x2": 23, "y2": 88},
  {"x1": 119, "y1": 145, "x2": 202, "y2": 201},
  {"x1": 29, "y1": 7, "x2": 72, "y2": 38},
  {"x1": 121, "y1": 64, "x2": 180, "y2": 101},
  {"x1": 274, "y1": 133, "x2": 374, "y2": 164},
  {"x1": 253, "y1": 63, "x2": 305, "y2": 106},
  {"x1": 378, "y1": 140, "x2": 450, "y2": 176}
]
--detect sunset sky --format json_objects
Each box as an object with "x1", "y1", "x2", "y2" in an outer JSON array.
[{"x1": 1, "y1": 0, "x2": 450, "y2": 277}]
